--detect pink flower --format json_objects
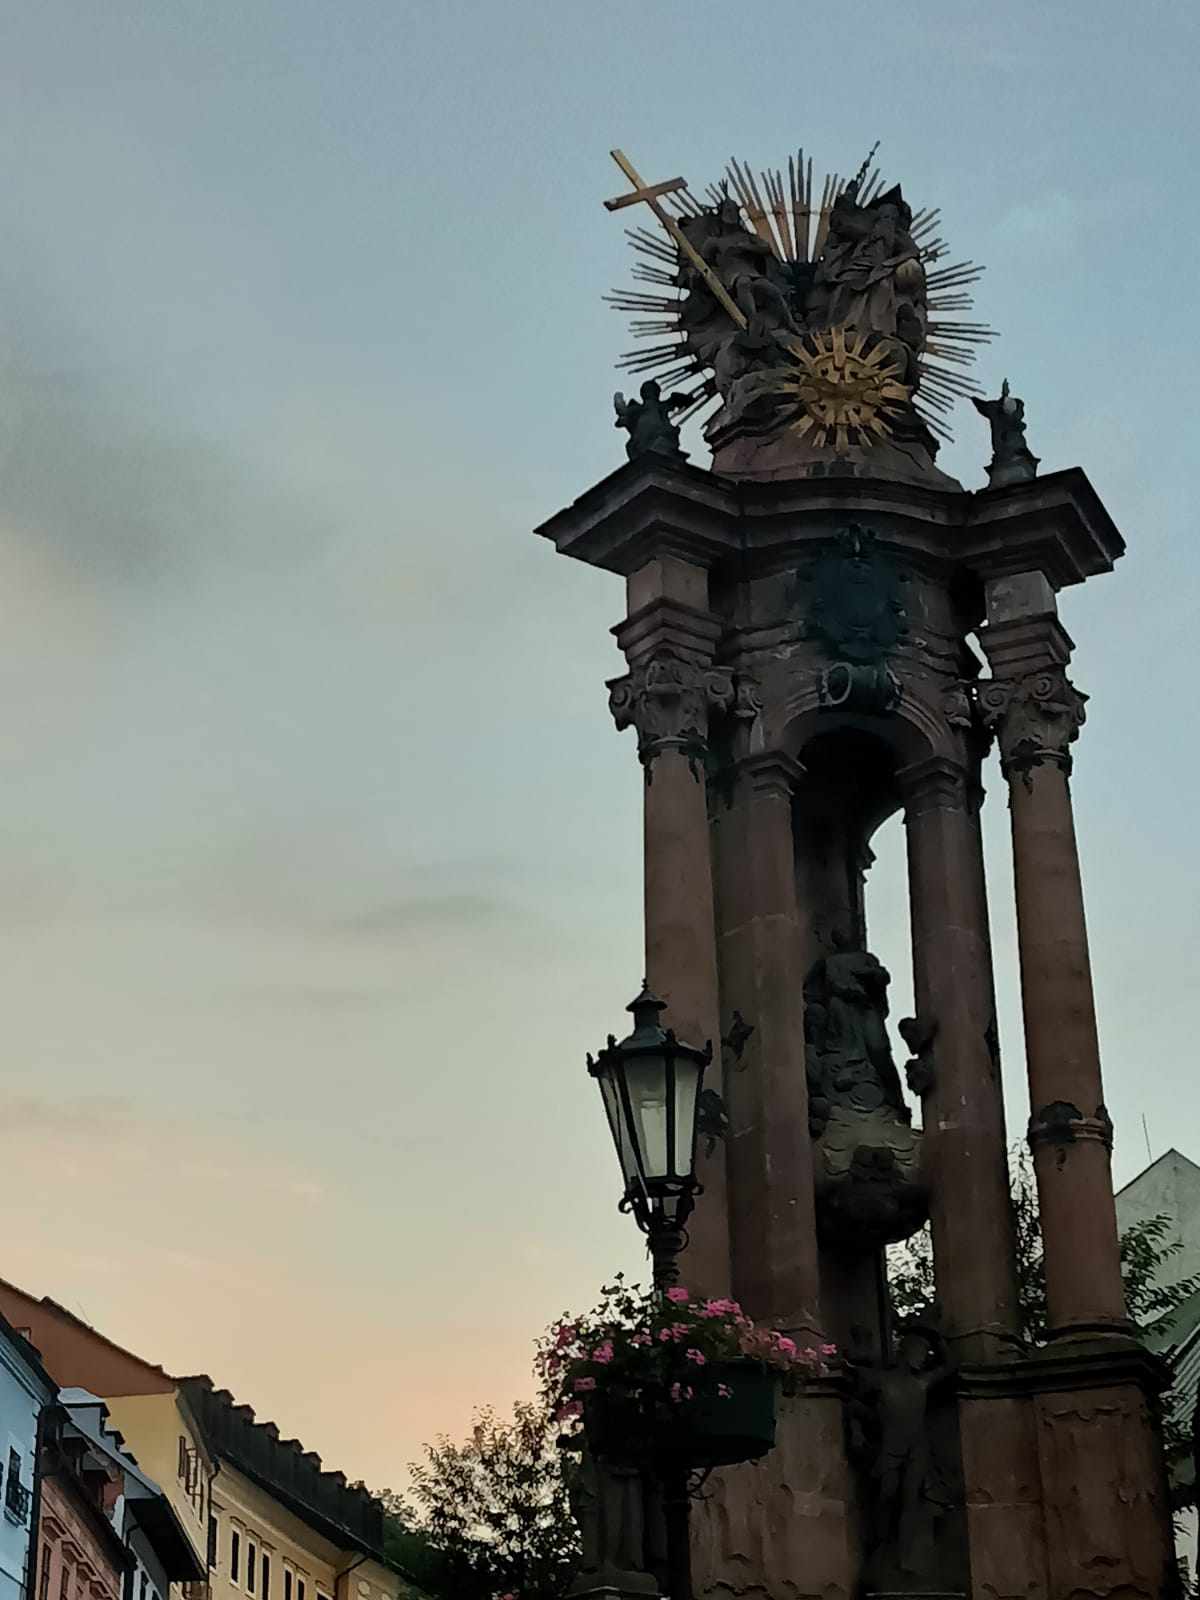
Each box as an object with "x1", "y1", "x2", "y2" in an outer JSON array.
[
  {"x1": 717, "y1": 1383, "x2": 732, "y2": 1399},
  {"x1": 592, "y1": 1341, "x2": 615, "y2": 1365},
  {"x1": 631, "y1": 1331, "x2": 651, "y2": 1346},
  {"x1": 665, "y1": 1286, "x2": 690, "y2": 1303},
  {"x1": 820, "y1": 1343, "x2": 838, "y2": 1357},
  {"x1": 658, "y1": 1328, "x2": 674, "y2": 1343},
  {"x1": 669, "y1": 1382, "x2": 695, "y2": 1403},
  {"x1": 685, "y1": 1348, "x2": 706, "y2": 1366},
  {"x1": 554, "y1": 1400, "x2": 583, "y2": 1422},
  {"x1": 775, "y1": 1336, "x2": 797, "y2": 1357},
  {"x1": 701, "y1": 1297, "x2": 741, "y2": 1318},
  {"x1": 554, "y1": 1323, "x2": 578, "y2": 1348},
  {"x1": 573, "y1": 1377, "x2": 597, "y2": 1392}
]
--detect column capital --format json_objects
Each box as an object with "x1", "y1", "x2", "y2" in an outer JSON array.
[
  {"x1": 897, "y1": 755, "x2": 971, "y2": 815},
  {"x1": 731, "y1": 751, "x2": 805, "y2": 799},
  {"x1": 608, "y1": 653, "x2": 757, "y2": 774},
  {"x1": 978, "y1": 667, "x2": 1088, "y2": 780}
]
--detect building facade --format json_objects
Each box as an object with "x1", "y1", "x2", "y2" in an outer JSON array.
[
  {"x1": 0, "y1": 1286, "x2": 402, "y2": 1600},
  {"x1": 0, "y1": 1316, "x2": 56, "y2": 1600},
  {"x1": 179, "y1": 1382, "x2": 398, "y2": 1600},
  {"x1": 0, "y1": 1280, "x2": 214, "y2": 1596}
]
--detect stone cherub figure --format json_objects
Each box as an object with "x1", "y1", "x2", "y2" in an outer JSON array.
[
  {"x1": 972, "y1": 378, "x2": 1040, "y2": 487},
  {"x1": 613, "y1": 380, "x2": 690, "y2": 461}
]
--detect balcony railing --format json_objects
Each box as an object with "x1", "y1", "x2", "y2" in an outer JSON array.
[{"x1": 4, "y1": 1475, "x2": 31, "y2": 1523}]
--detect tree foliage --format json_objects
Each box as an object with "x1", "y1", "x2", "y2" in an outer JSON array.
[{"x1": 389, "y1": 1402, "x2": 578, "y2": 1600}]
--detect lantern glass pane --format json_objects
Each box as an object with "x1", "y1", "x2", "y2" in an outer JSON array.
[
  {"x1": 672, "y1": 1057, "x2": 703, "y2": 1182},
  {"x1": 597, "y1": 1068, "x2": 639, "y2": 1189},
  {"x1": 624, "y1": 1053, "x2": 670, "y2": 1181}
]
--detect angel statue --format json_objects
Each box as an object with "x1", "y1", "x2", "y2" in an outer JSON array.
[{"x1": 613, "y1": 380, "x2": 690, "y2": 460}]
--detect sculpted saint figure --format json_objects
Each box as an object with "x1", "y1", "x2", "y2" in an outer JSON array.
[
  {"x1": 852, "y1": 1321, "x2": 957, "y2": 1588},
  {"x1": 808, "y1": 181, "x2": 925, "y2": 340},
  {"x1": 972, "y1": 379, "x2": 1040, "y2": 485}
]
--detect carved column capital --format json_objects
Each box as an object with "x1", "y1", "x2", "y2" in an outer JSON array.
[
  {"x1": 898, "y1": 755, "x2": 970, "y2": 815},
  {"x1": 978, "y1": 668, "x2": 1088, "y2": 779},
  {"x1": 608, "y1": 653, "x2": 756, "y2": 774},
  {"x1": 732, "y1": 750, "x2": 804, "y2": 800}
]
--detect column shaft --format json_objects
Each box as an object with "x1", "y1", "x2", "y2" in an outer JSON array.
[
  {"x1": 643, "y1": 748, "x2": 730, "y2": 1297},
  {"x1": 980, "y1": 600, "x2": 1128, "y2": 1337},
  {"x1": 1007, "y1": 758, "x2": 1126, "y2": 1332},
  {"x1": 903, "y1": 759, "x2": 1020, "y2": 1352},
  {"x1": 713, "y1": 756, "x2": 822, "y2": 1334}
]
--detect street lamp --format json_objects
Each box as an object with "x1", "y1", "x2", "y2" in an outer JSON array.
[{"x1": 588, "y1": 984, "x2": 712, "y2": 1292}]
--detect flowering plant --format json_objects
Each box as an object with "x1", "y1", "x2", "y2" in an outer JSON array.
[{"x1": 536, "y1": 1277, "x2": 836, "y2": 1427}]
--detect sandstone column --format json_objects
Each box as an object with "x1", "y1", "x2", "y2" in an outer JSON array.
[
  {"x1": 900, "y1": 754, "x2": 1021, "y2": 1356},
  {"x1": 980, "y1": 573, "x2": 1127, "y2": 1337},
  {"x1": 610, "y1": 555, "x2": 731, "y2": 1297},
  {"x1": 713, "y1": 753, "x2": 822, "y2": 1336}
]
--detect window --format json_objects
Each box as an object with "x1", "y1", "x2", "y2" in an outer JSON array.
[
  {"x1": 230, "y1": 1530, "x2": 241, "y2": 1587},
  {"x1": 208, "y1": 1516, "x2": 218, "y2": 1571},
  {"x1": 283, "y1": 1569, "x2": 293, "y2": 1600},
  {"x1": 4, "y1": 1449, "x2": 29, "y2": 1523},
  {"x1": 296, "y1": 1580, "x2": 306, "y2": 1600},
  {"x1": 140, "y1": 1576, "x2": 148, "y2": 1600},
  {"x1": 38, "y1": 1548, "x2": 50, "y2": 1600},
  {"x1": 178, "y1": 1437, "x2": 189, "y2": 1481},
  {"x1": 247, "y1": 1543, "x2": 257, "y2": 1597},
  {"x1": 260, "y1": 1555, "x2": 271, "y2": 1600},
  {"x1": 60, "y1": 1564, "x2": 73, "y2": 1600}
]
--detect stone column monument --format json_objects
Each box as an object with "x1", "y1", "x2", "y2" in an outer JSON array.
[{"x1": 537, "y1": 147, "x2": 1175, "y2": 1599}]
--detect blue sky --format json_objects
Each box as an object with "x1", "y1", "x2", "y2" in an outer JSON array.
[{"x1": 0, "y1": 0, "x2": 1195, "y2": 1488}]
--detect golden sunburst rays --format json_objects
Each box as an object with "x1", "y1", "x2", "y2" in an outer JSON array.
[
  {"x1": 769, "y1": 328, "x2": 912, "y2": 453},
  {"x1": 605, "y1": 147, "x2": 996, "y2": 440}
]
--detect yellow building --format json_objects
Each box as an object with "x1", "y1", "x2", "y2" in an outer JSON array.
[
  {"x1": 178, "y1": 1381, "x2": 400, "y2": 1600},
  {"x1": 0, "y1": 1285, "x2": 407, "y2": 1600}
]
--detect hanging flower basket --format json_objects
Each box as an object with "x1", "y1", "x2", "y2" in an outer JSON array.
[{"x1": 538, "y1": 1280, "x2": 833, "y2": 1471}]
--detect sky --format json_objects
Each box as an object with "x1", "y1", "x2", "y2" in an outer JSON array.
[{"x1": 0, "y1": 0, "x2": 1196, "y2": 1496}]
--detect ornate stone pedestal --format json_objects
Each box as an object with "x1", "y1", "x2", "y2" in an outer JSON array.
[{"x1": 538, "y1": 454, "x2": 1175, "y2": 1599}]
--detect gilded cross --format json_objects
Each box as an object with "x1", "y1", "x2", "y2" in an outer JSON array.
[{"x1": 604, "y1": 149, "x2": 748, "y2": 330}]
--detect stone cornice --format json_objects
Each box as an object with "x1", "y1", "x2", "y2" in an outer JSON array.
[{"x1": 534, "y1": 461, "x2": 1125, "y2": 591}]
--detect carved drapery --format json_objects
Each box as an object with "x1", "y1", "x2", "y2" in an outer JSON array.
[{"x1": 978, "y1": 668, "x2": 1087, "y2": 778}]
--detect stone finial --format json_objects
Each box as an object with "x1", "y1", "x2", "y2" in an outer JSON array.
[{"x1": 978, "y1": 668, "x2": 1087, "y2": 779}]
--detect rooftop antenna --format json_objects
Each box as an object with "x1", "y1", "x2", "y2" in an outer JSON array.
[{"x1": 1142, "y1": 1113, "x2": 1153, "y2": 1165}]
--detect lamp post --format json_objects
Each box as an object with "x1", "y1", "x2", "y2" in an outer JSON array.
[
  {"x1": 588, "y1": 984, "x2": 712, "y2": 1292},
  {"x1": 588, "y1": 985, "x2": 712, "y2": 1600}
]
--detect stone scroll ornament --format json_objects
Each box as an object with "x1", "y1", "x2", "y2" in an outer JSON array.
[
  {"x1": 607, "y1": 653, "x2": 757, "y2": 776},
  {"x1": 978, "y1": 668, "x2": 1088, "y2": 780},
  {"x1": 602, "y1": 146, "x2": 994, "y2": 475}
]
